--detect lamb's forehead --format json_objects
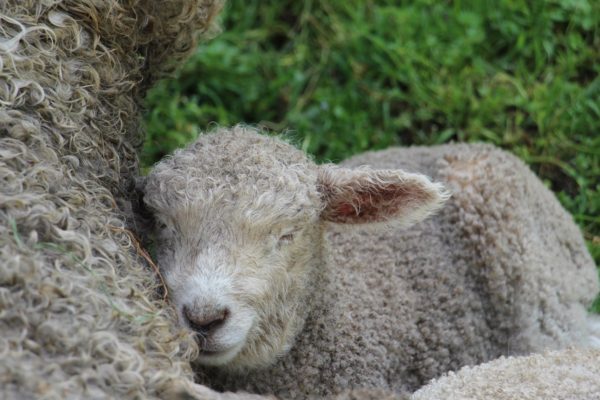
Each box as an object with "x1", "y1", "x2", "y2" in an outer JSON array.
[{"x1": 145, "y1": 128, "x2": 321, "y2": 217}]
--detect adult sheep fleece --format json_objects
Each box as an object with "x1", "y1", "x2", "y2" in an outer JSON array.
[
  {"x1": 142, "y1": 126, "x2": 599, "y2": 399},
  {"x1": 411, "y1": 347, "x2": 600, "y2": 400},
  {"x1": 0, "y1": 1, "x2": 242, "y2": 399}
]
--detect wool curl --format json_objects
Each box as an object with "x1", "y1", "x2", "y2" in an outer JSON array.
[
  {"x1": 0, "y1": 1, "x2": 228, "y2": 398},
  {"x1": 411, "y1": 347, "x2": 600, "y2": 400}
]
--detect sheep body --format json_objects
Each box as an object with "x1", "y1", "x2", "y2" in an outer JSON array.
[
  {"x1": 143, "y1": 127, "x2": 598, "y2": 399},
  {"x1": 0, "y1": 1, "x2": 224, "y2": 398}
]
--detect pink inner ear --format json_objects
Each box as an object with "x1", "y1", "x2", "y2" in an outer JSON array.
[
  {"x1": 326, "y1": 184, "x2": 423, "y2": 224},
  {"x1": 336, "y1": 203, "x2": 356, "y2": 217}
]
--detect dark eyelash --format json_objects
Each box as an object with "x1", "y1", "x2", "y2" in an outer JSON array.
[{"x1": 279, "y1": 233, "x2": 295, "y2": 242}]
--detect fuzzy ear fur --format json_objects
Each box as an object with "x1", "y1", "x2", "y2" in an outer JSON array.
[{"x1": 317, "y1": 165, "x2": 450, "y2": 226}]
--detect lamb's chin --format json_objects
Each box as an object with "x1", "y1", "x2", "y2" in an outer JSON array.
[{"x1": 196, "y1": 341, "x2": 245, "y2": 366}]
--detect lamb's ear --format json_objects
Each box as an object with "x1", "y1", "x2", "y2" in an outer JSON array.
[{"x1": 317, "y1": 166, "x2": 450, "y2": 226}]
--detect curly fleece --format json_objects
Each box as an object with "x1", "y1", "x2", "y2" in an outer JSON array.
[
  {"x1": 194, "y1": 134, "x2": 598, "y2": 399},
  {"x1": 412, "y1": 347, "x2": 600, "y2": 400},
  {"x1": 0, "y1": 1, "x2": 224, "y2": 398}
]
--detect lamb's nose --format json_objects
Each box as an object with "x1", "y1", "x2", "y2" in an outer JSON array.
[{"x1": 182, "y1": 305, "x2": 229, "y2": 336}]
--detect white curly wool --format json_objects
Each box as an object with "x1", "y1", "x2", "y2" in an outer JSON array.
[
  {"x1": 412, "y1": 347, "x2": 600, "y2": 400},
  {"x1": 143, "y1": 127, "x2": 599, "y2": 399},
  {"x1": 0, "y1": 1, "x2": 233, "y2": 399}
]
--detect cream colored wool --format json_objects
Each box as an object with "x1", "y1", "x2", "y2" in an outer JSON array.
[
  {"x1": 0, "y1": 1, "x2": 236, "y2": 399},
  {"x1": 412, "y1": 347, "x2": 600, "y2": 400},
  {"x1": 143, "y1": 127, "x2": 599, "y2": 399}
]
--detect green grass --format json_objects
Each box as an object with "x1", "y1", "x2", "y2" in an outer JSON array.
[{"x1": 142, "y1": 0, "x2": 599, "y2": 311}]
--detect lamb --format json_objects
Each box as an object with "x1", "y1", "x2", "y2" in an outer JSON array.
[{"x1": 141, "y1": 125, "x2": 599, "y2": 399}]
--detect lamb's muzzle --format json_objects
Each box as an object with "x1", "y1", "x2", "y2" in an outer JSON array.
[
  {"x1": 183, "y1": 305, "x2": 230, "y2": 336},
  {"x1": 164, "y1": 253, "x2": 258, "y2": 366}
]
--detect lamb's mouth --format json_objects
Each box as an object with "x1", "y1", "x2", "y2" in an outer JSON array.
[
  {"x1": 199, "y1": 348, "x2": 224, "y2": 356},
  {"x1": 196, "y1": 342, "x2": 245, "y2": 365}
]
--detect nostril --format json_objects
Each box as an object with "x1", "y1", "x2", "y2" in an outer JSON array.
[{"x1": 182, "y1": 305, "x2": 229, "y2": 336}]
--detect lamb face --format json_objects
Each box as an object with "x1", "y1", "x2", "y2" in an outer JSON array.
[
  {"x1": 143, "y1": 127, "x2": 448, "y2": 370},
  {"x1": 150, "y1": 190, "x2": 324, "y2": 369},
  {"x1": 143, "y1": 128, "x2": 324, "y2": 369}
]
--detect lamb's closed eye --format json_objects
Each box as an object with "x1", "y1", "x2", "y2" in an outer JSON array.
[
  {"x1": 278, "y1": 232, "x2": 295, "y2": 243},
  {"x1": 277, "y1": 227, "x2": 301, "y2": 246}
]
